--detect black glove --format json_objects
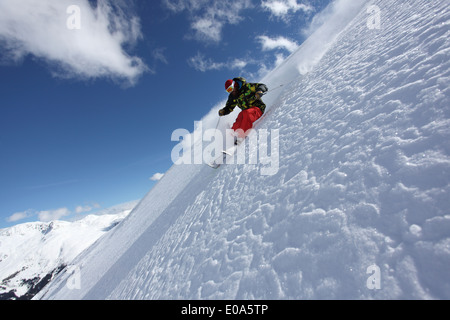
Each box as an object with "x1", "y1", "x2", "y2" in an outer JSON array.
[{"x1": 255, "y1": 91, "x2": 264, "y2": 100}]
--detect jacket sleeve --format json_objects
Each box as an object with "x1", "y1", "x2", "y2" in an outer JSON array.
[
  {"x1": 221, "y1": 94, "x2": 238, "y2": 115},
  {"x1": 256, "y1": 83, "x2": 268, "y2": 93},
  {"x1": 246, "y1": 83, "x2": 268, "y2": 103}
]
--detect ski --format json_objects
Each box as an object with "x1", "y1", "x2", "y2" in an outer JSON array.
[
  {"x1": 207, "y1": 146, "x2": 237, "y2": 169},
  {"x1": 207, "y1": 153, "x2": 226, "y2": 169}
]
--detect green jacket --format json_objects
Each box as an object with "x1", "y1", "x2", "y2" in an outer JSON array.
[{"x1": 221, "y1": 77, "x2": 268, "y2": 115}]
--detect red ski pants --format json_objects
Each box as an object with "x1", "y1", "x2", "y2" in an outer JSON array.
[{"x1": 232, "y1": 107, "x2": 263, "y2": 137}]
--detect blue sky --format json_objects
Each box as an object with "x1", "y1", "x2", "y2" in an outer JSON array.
[{"x1": 0, "y1": 0, "x2": 331, "y2": 228}]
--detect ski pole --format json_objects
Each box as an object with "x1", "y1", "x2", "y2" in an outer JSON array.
[
  {"x1": 267, "y1": 79, "x2": 298, "y2": 94},
  {"x1": 268, "y1": 84, "x2": 285, "y2": 93},
  {"x1": 214, "y1": 117, "x2": 221, "y2": 130}
]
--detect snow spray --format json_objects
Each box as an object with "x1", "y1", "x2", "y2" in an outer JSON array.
[{"x1": 171, "y1": 121, "x2": 279, "y2": 176}]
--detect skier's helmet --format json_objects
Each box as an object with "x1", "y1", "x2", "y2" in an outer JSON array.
[
  {"x1": 234, "y1": 79, "x2": 243, "y2": 90},
  {"x1": 233, "y1": 77, "x2": 246, "y2": 90},
  {"x1": 225, "y1": 79, "x2": 234, "y2": 93}
]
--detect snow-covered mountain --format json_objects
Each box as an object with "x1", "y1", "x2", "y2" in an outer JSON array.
[
  {"x1": 0, "y1": 202, "x2": 135, "y2": 300},
  {"x1": 36, "y1": 0, "x2": 449, "y2": 300}
]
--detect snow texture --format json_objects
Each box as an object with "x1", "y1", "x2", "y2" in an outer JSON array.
[{"x1": 37, "y1": 0, "x2": 449, "y2": 300}]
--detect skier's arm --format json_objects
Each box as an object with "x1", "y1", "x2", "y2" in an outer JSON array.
[
  {"x1": 255, "y1": 84, "x2": 268, "y2": 99},
  {"x1": 219, "y1": 95, "x2": 237, "y2": 116}
]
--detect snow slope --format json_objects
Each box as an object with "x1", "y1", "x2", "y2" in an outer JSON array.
[
  {"x1": 0, "y1": 203, "x2": 134, "y2": 299},
  {"x1": 38, "y1": 0, "x2": 450, "y2": 300}
]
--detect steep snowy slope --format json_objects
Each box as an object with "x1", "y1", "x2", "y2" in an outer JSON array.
[
  {"x1": 38, "y1": 0, "x2": 449, "y2": 300},
  {"x1": 0, "y1": 203, "x2": 134, "y2": 299}
]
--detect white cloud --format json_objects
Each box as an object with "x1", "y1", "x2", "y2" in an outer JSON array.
[
  {"x1": 38, "y1": 207, "x2": 71, "y2": 222},
  {"x1": 191, "y1": 18, "x2": 222, "y2": 43},
  {"x1": 231, "y1": 59, "x2": 249, "y2": 70},
  {"x1": 6, "y1": 210, "x2": 33, "y2": 223},
  {"x1": 6, "y1": 202, "x2": 103, "y2": 224},
  {"x1": 262, "y1": 0, "x2": 314, "y2": 19},
  {"x1": 0, "y1": 0, "x2": 148, "y2": 85},
  {"x1": 257, "y1": 35, "x2": 299, "y2": 53},
  {"x1": 188, "y1": 52, "x2": 254, "y2": 72},
  {"x1": 152, "y1": 48, "x2": 169, "y2": 66},
  {"x1": 188, "y1": 52, "x2": 223, "y2": 72},
  {"x1": 150, "y1": 173, "x2": 165, "y2": 181},
  {"x1": 75, "y1": 203, "x2": 101, "y2": 214},
  {"x1": 164, "y1": 0, "x2": 253, "y2": 42}
]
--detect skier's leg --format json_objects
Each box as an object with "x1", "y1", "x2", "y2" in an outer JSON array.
[
  {"x1": 232, "y1": 107, "x2": 263, "y2": 137},
  {"x1": 232, "y1": 111, "x2": 244, "y2": 132}
]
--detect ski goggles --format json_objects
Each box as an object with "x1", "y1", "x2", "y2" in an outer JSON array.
[{"x1": 226, "y1": 81, "x2": 235, "y2": 93}]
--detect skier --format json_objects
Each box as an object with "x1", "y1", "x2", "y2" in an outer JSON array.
[{"x1": 219, "y1": 77, "x2": 268, "y2": 145}]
